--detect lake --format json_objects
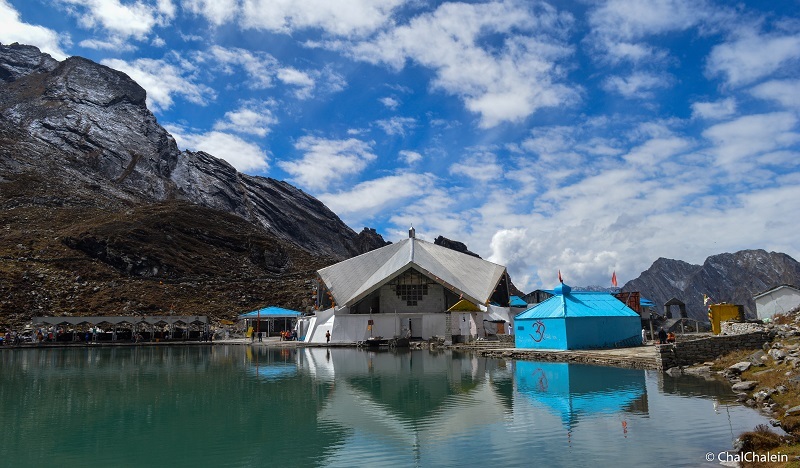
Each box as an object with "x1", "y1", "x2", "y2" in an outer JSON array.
[{"x1": 0, "y1": 346, "x2": 774, "y2": 467}]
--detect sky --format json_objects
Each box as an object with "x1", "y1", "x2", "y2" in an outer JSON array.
[{"x1": 2, "y1": 0, "x2": 799, "y2": 291}]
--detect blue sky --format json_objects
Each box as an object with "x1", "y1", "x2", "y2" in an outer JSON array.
[{"x1": 2, "y1": 0, "x2": 799, "y2": 291}]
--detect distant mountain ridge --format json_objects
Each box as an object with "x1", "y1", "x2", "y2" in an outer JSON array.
[{"x1": 621, "y1": 250, "x2": 800, "y2": 320}]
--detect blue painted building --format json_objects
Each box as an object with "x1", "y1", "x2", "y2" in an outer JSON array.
[{"x1": 515, "y1": 283, "x2": 642, "y2": 350}]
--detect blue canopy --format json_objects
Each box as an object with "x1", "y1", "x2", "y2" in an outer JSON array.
[
  {"x1": 238, "y1": 306, "x2": 302, "y2": 319},
  {"x1": 640, "y1": 297, "x2": 655, "y2": 308},
  {"x1": 509, "y1": 295, "x2": 528, "y2": 307}
]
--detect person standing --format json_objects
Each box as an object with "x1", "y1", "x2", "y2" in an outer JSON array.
[
  {"x1": 641, "y1": 328, "x2": 647, "y2": 345},
  {"x1": 325, "y1": 330, "x2": 331, "y2": 344},
  {"x1": 657, "y1": 327, "x2": 667, "y2": 344},
  {"x1": 507, "y1": 322, "x2": 513, "y2": 336}
]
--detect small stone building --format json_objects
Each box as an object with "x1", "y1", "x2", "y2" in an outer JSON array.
[{"x1": 754, "y1": 284, "x2": 800, "y2": 321}]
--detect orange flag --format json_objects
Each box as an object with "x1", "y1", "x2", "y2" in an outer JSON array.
[
  {"x1": 611, "y1": 271, "x2": 618, "y2": 287},
  {"x1": 558, "y1": 269, "x2": 563, "y2": 283}
]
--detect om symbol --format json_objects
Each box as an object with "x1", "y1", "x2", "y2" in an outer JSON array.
[
  {"x1": 531, "y1": 367, "x2": 548, "y2": 392},
  {"x1": 530, "y1": 320, "x2": 545, "y2": 342}
]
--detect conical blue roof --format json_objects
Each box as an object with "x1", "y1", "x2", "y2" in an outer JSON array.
[{"x1": 516, "y1": 283, "x2": 639, "y2": 319}]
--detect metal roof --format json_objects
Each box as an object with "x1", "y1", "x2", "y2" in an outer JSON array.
[
  {"x1": 516, "y1": 283, "x2": 639, "y2": 319},
  {"x1": 33, "y1": 315, "x2": 208, "y2": 325},
  {"x1": 317, "y1": 238, "x2": 507, "y2": 307},
  {"x1": 753, "y1": 284, "x2": 800, "y2": 300},
  {"x1": 509, "y1": 296, "x2": 527, "y2": 307},
  {"x1": 239, "y1": 306, "x2": 303, "y2": 319}
]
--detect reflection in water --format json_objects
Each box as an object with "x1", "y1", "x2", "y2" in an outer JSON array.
[
  {"x1": 0, "y1": 347, "x2": 775, "y2": 467},
  {"x1": 515, "y1": 362, "x2": 648, "y2": 431}
]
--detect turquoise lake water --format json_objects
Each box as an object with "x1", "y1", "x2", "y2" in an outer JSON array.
[{"x1": 0, "y1": 346, "x2": 774, "y2": 467}]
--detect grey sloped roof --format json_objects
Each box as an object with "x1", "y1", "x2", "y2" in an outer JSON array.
[{"x1": 317, "y1": 238, "x2": 507, "y2": 307}]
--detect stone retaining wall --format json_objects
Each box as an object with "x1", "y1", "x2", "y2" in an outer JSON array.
[{"x1": 657, "y1": 332, "x2": 770, "y2": 369}]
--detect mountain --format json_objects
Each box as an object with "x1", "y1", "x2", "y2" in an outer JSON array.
[
  {"x1": 0, "y1": 43, "x2": 386, "y2": 259},
  {"x1": 0, "y1": 43, "x2": 388, "y2": 328},
  {"x1": 622, "y1": 250, "x2": 800, "y2": 320}
]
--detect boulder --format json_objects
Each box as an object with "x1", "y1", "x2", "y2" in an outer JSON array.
[
  {"x1": 731, "y1": 381, "x2": 758, "y2": 392},
  {"x1": 769, "y1": 349, "x2": 788, "y2": 361},
  {"x1": 727, "y1": 362, "x2": 752, "y2": 374},
  {"x1": 684, "y1": 365, "x2": 712, "y2": 376}
]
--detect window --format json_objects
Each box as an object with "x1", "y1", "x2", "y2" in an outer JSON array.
[
  {"x1": 390, "y1": 269, "x2": 432, "y2": 307},
  {"x1": 396, "y1": 284, "x2": 428, "y2": 305}
]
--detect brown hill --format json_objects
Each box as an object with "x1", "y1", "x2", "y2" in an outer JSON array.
[{"x1": 0, "y1": 170, "x2": 333, "y2": 329}]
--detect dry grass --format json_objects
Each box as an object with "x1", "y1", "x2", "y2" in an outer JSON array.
[
  {"x1": 713, "y1": 349, "x2": 759, "y2": 371},
  {"x1": 774, "y1": 314, "x2": 795, "y2": 326},
  {"x1": 740, "y1": 424, "x2": 784, "y2": 452}
]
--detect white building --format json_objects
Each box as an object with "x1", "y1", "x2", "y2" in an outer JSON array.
[
  {"x1": 300, "y1": 228, "x2": 514, "y2": 344},
  {"x1": 754, "y1": 284, "x2": 800, "y2": 321}
]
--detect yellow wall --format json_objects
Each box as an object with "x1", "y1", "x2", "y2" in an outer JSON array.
[{"x1": 708, "y1": 304, "x2": 743, "y2": 334}]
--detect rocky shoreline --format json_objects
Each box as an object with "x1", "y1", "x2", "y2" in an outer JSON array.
[{"x1": 680, "y1": 312, "x2": 800, "y2": 462}]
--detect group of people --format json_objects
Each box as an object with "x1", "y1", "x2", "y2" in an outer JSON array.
[
  {"x1": 656, "y1": 328, "x2": 676, "y2": 344},
  {"x1": 1, "y1": 330, "x2": 23, "y2": 346},
  {"x1": 642, "y1": 327, "x2": 677, "y2": 345}
]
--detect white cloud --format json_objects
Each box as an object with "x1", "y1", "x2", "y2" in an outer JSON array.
[
  {"x1": 622, "y1": 136, "x2": 692, "y2": 166},
  {"x1": 703, "y1": 112, "x2": 800, "y2": 168},
  {"x1": 589, "y1": 0, "x2": 707, "y2": 41},
  {"x1": 212, "y1": 102, "x2": 278, "y2": 137},
  {"x1": 375, "y1": 116, "x2": 416, "y2": 136},
  {"x1": 182, "y1": 0, "x2": 237, "y2": 26},
  {"x1": 202, "y1": 45, "x2": 277, "y2": 89},
  {"x1": 101, "y1": 56, "x2": 214, "y2": 111},
  {"x1": 707, "y1": 32, "x2": 800, "y2": 87},
  {"x1": 0, "y1": 0, "x2": 69, "y2": 60},
  {"x1": 167, "y1": 126, "x2": 269, "y2": 172},
  {"x1": 345, "y1": 1, "x2": 578, "y2": 127},
  {"x1": 398, "y1": 150, "x2": 422, "y2": 164},
  {"x1": 751, "y1": 80, "x2": 800, "y2": 110},
  {"x1": 586, "y1": 0, "x2": 716, "y2": 64},
  {"x1": 691, "y1": 98, "x2": 737, "y2": 120},
  {"x1": 278, "y1": 136, "x2": 377, "y2": 191},
  {"x1": 449, "y1": 152, "x2": 503, "y2": 182},
  {"x1": 380, "y1": 96, "x2": 400, "y2": 109},
  {"x1": 602, "y1": 72, "x2": 671, "y2": 99},
  {"x1": 277, "y1": 67, "x2": 315, "y2": 98},
  {"x1": 319, "y1": 172, "x2": 437, "y2": 220},
  {"x1": 241, "y1": 0, "x2": 406, "y2": 37},
  {"x1": 57, "y1": 0, "x2": 174, "y2": 40},
  {"x1": 151, "y1": 35, "x2": 165, "y2": 47},
  {"x1": 198, "y1": 46, "x2": 343, "y2": 97},
  {"x1": 79, "y1": 36, "x2": 136, "y2": 52},
  {"x1": 487, "y1": 178, "x2": 800, "y2": 290}
]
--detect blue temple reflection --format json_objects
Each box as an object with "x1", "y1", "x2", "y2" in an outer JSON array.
[{"x1": 515, "y1": 361, "x2": 648, "y2": 431}]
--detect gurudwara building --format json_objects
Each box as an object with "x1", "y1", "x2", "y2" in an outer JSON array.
[{"x1": 299, "y1": 228, "x2": 515, "y2": 344}]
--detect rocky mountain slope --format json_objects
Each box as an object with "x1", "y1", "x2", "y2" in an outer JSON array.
[
  {"x1": 622, "y1": 250, "x2": 800, "y2": 320},
  {"x1": 0, "y1": 43, "x2": 385, "y2": 259},
  {"x1": 0, "y1": 42, "x2": 388, "y2": 329}
]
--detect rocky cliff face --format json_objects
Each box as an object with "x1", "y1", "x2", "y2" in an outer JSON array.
[
  {"x1": 0, "y1": 43, "x2": 388, "y2": 327},
  {"x1": 0, "y1": 42, "x2": 385, "y2": 259},
  {"x1": 622, "y1": 250, "x2": 800, "y2": 320}
]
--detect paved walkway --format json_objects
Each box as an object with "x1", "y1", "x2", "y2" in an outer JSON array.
[{"x1": 475, "y1": 343, "x2": 663, "y2": 370}]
